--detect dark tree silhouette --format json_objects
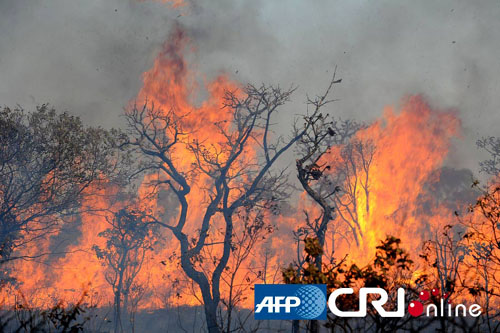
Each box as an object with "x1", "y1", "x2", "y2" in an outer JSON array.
[
  {"x1": 124, "y1": 77, "x2": 337, "y2": 332},
  {"x1": 477, "y1": 136, "x2": 500, "y2": 176},
  {"x1": 93, "y1": 208, "x2": 158, "y2": 333},
  {"x1": 295, "y1": 113, "x2": 362, "y2": 267},
  {"x1": 0, "y1": 105, "x2": 129, "y2": 274}
]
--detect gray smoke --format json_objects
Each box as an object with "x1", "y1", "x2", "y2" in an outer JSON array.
[{"x1": 1, "y1": 0, "x2": 499, "y2": 175}]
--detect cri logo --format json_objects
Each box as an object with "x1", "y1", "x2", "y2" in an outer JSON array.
[
  {"x1": 328, "y1": 287, "x2": 482, "y2": 318},
  {"x1": 329, "y1": 288, "x2": 405, "y2": 317}
]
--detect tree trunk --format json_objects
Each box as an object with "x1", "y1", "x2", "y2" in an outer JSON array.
[
  {"x1": 114, "y1": 254, "x2": 127, "y2": 333},
  {"x1": 309, "y1": 319, "x2": 319, "y2": 333},
  {"x1": 204, "y1": 300, "x2": 220, "y2": 333},
  {"x1": 226, "y1": 287, "x2": 233, "y2": 333},
  {"x1": 114, "y1": 287, "x2": 122, "y2": 333}
]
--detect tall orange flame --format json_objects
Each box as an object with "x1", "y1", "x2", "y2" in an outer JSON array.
[{"x1": 326, "y1": 96, "x2": 461, "y2": 263}]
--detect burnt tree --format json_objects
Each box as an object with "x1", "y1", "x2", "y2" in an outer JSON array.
[
  {"x1": 124, "y1": 79, "x2": 336, "y2": 332},
  {"x1": 94, "y1": 208, "x2": 157, "y2": 333}
]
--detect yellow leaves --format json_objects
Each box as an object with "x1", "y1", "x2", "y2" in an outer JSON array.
[
  {"x1": 304, "y1": 237, "x2": 323, "y2": 258},
  {"x1": 282, "y1": 264, "x2": 300, "y2": 284}
]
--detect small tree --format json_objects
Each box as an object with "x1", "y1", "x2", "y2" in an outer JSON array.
[
  {"x1": 219, "y1": 206, "x2": 274, "y2": 333},
  {"x1": 459, "y1": 184, "x2": 500, "y2": 332},
  {"x1": 293, "y1": 76, "x2": 363, "y2": 332},
  {"x1": 295, "y1": 118, "x2": 362, "y2": 257},
  {"x1": 330, "y1": 139, "x2": 375, "y2": 245},
  {"x1": 458, "y1": 136, "x2": 500, "y2": 331},
  {"x1": 294, "y1": 73, "x2": 367, "y2": 270},
  {"x1": 93, "y1": 208, "x2": 158, "y2": 333}
]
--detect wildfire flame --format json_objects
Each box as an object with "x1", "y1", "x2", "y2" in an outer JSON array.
[
  {"x1": 4, "y1": 25, "x2": 484, "y2": 313},
  {"x1": 325, "y1": 97, "x2": 461, "y2": 263}
]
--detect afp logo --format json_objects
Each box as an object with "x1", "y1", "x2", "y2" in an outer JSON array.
[{"x1": 254, "y1": 284, "x2": 327, "y2": 320}]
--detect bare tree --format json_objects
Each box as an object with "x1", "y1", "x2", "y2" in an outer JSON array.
[
  {"x1": 477, "y1": 136, "x2": 500, "y2": 176},
  {"x1": 330, "y1": 138, "x2": 375, "y2": 247},
  {"x1": 410, "y1": 138, "x2": 500, "y2": 332},
  {"x1": 463, "y1": 136, "x2": 500, "y2": 331},
  {"x1": 93, "y1": 208, "x2": 158, "y2": 333},
  {"x1": 293, "y1": 73, "x2": 360, "y2": 333},
  {"x1": 219, "y1": 207, "x2": 273, "y2": 333},
  {"x1": 459, "y1": 184, "x2": 500, "y2": 332},
  {"x1": 124, "y1": 79, "x2": 335, "y2": 332},
  {"x1": 296, "y1": 112, "x2": 362, "y2": 267},
  {"x1": 0, "y1": 105, "x2": 128, "y2": 273}
]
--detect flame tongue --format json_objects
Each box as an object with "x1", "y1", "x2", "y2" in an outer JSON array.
[{"x1": 362, "y1": 96, "x2": 459, "y2": 259}]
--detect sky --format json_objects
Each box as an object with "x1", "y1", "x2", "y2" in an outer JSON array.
[{"x1": 0, "y1": 0, "x2": 499, "y2": 174}]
